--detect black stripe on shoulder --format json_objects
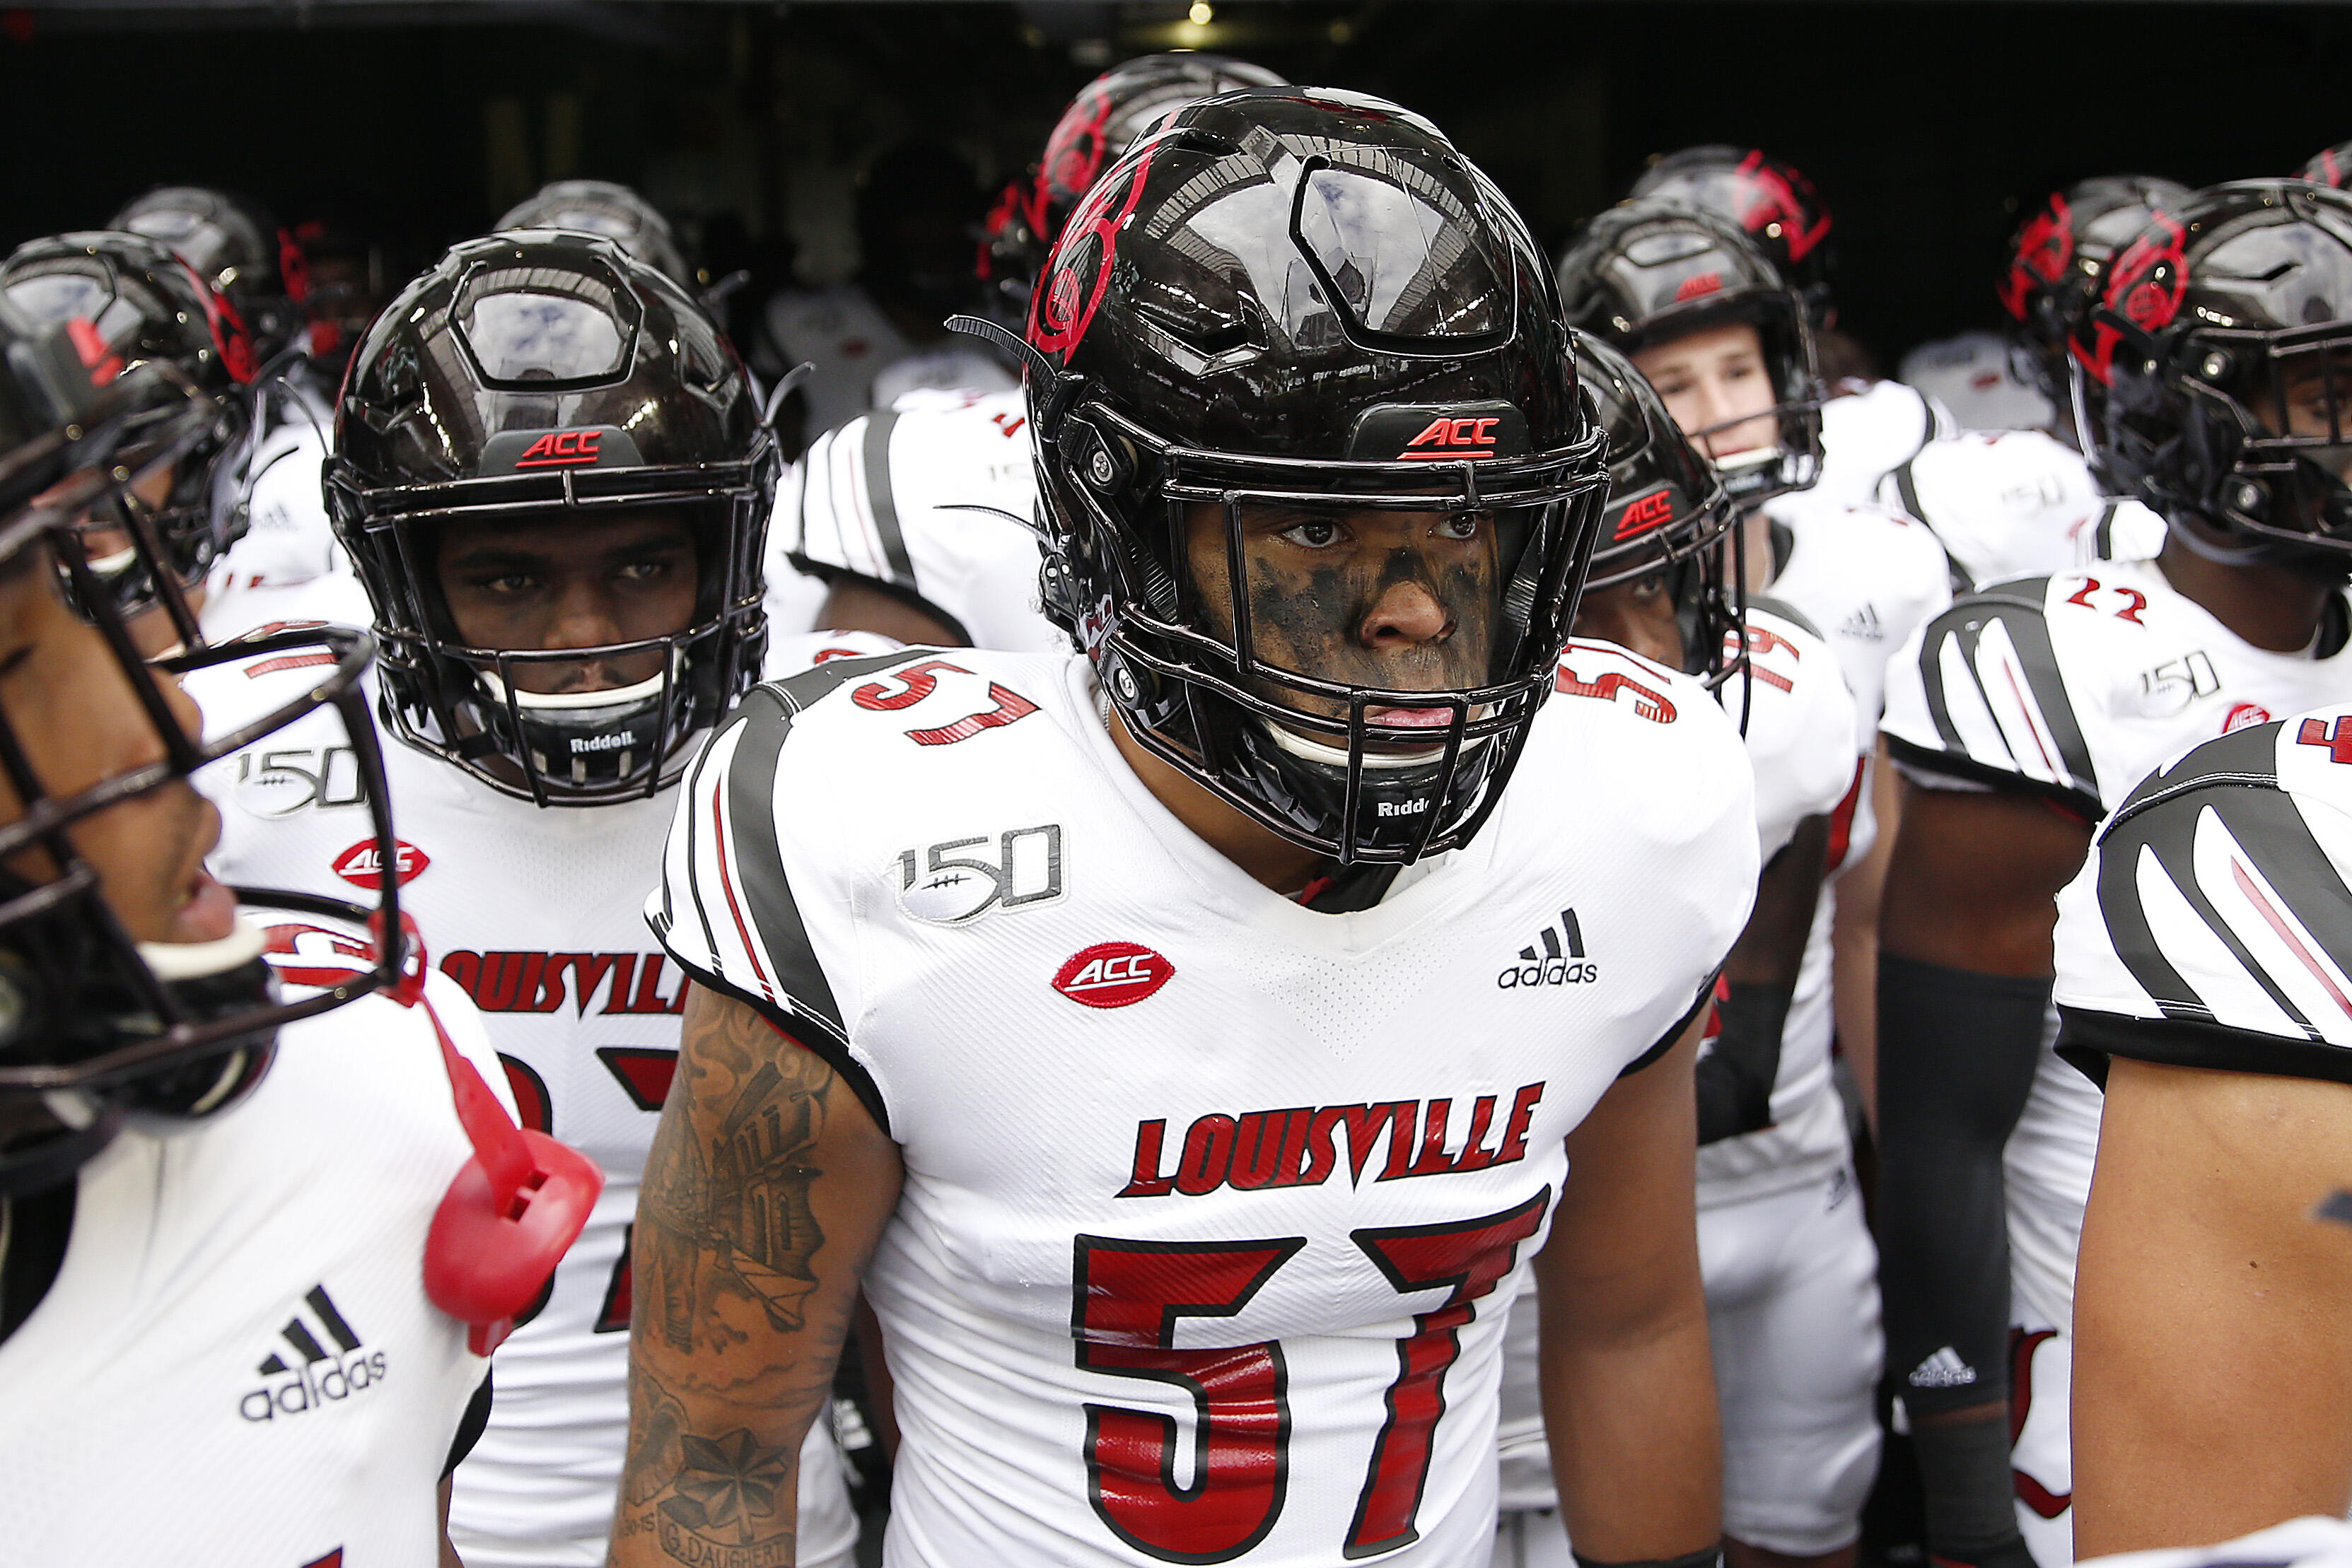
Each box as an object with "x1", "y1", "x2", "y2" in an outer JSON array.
[
  {"x1": 1746, "y1": 592, "x2": 1824, "y2": 641},
  {"x1": 1908, "y1": 579, "x2": 2099, "y2": 805},
  {"x1": 2086, "y1": 725, "x2": 2352, "y2": 1048},
  {"x1": 1888, "y1": 458, "x2": 1971, "y2": 592},
  {"x1": 1885, "y1": 733, "x2": 2103, "y2": 819},
  {"x1": 861, "y1": 408, "x2": 916, "y2": 588},
  {"x1": 665, "y1": 949, "x2": 892, "y2": 1136},
  {"x1": 781, "y1": 559, "x2": 976, "y2": 646},
  {"x1": 2058, "y1": 1005, "x2": 2352, "y2": 1092}
]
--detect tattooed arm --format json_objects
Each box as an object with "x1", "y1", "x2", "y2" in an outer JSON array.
[{"x1": 610, "y1": 984, "x2": 903, "y2": 1568}]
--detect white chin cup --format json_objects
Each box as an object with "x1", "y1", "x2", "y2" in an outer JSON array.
[
  {"x1": 478, "y1": 667, "x2": 668, "y2": 713},
  {"x1": 1708, "y1": 443, "x2": 1780, "y2": 473},
  {"x1": 138, "y1": 916, "x2": 269, "y2": 982}
]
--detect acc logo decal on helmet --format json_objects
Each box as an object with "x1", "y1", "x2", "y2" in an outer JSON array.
[{"x1": 1053, "y1": 942, "x2": 1175, "y2": 1009}]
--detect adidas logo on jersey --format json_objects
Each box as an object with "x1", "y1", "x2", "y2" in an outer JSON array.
[
  {"x1": 239, "y1": 1285, "x2": 388, "y2": 1422},
  {"x1": 1906, "y1": 1346, "x2": 1979, "y2": 1389},
  {"x1": 1498, "y1": 911, "x2": 1597, "y2": 988},
  {"x1": 1839, "y1": 603, "x2": 1884, "y2": 643}
]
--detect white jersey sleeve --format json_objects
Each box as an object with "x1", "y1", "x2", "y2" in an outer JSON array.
[
  {"x1": 2056, "y1": 705, "x2": 2352, "y2": 1082},
  {"x1": 1877, "y1": 428, "x2": 2107, "y2": 590},
  {"x1": 781, "y1": 389, "x2": 1064, "y2": 654},
  {"x1": 1815, "y1": 378, "x2": 1955, "y2": 510},
  {"x1": 1722, "y1": 599, "x2": 1863, "y2": 860}
]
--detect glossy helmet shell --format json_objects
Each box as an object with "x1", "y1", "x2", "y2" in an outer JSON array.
[
  {"x1": 1998, "y1": 174, "x2": 2191, "y2": 405},
  {"x1": 1576, "y1": 331, "x2": 1742, "y2": 686},
  {"x1": 495, "y1": 179, "x2": 694, "y2": 291},
  {"x1": 1024, "y1": 85, "x2": 1609, "y2": 864},
  {"x1": 1556, "y1": 199, "x2": 1824, "y2": 508},
  {"x1": 0, "y1": 230, "x2": 255, "y2": 618},
  {"x1": 1630, "y1": 144, "x2": 1836, "y2": 327},
  {"x1": 2298, "y1": 141, "x2": 2352, "y2": 189},
  {"x1": 2076, "y1": 180, "x2": 2352, "y2": 566},
  {"x1": 325, "y1": 232, "x2": 776, "y2": 805},
  {"x1": 111, "y1": 185, "x2": 303, "y2": 363},
  {"x1": 979, "y1": 52, "x2": 1286, "y2": 328}
]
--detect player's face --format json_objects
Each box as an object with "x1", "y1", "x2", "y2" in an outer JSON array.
[
  {"x1": 1634, "y1": 320, "x2": 1779, "y2": 464},
  {"x1": 1573, "y1": 570, "x2": 1685, "y2": 670},
  {"x1": 0, "y1": 538, "x2": 231, "y2": 949},
  {"x1": 1184, "y1": 499, "x2": 1500, "y2": 736},
  {"x1": 435, "y1": 510, "x2": 699, "y2": 694},
  {"x1": 2262, "y1": 353, "x2": 2352, "y2": 481},
  {"x1": 64, "y1": 458, "x2": 199, "y2": 658}
]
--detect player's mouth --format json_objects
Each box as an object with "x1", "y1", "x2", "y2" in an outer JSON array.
[
  {"x1": 168, "y1": 869, "x2": 239, "y2": 946},
  {"x1": 1363, "y1": 705, "x2": 1458, "y2": 730}
]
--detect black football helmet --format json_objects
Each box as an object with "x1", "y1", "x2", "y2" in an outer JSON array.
[
  {"x1": 1630, "y1": 144, "x2": 1836, "y2": 329},
  {"x1": 325, "y1": 233, "x2": 777, "y2": 806},
  {"x1": 110, "y1": 185, "x2": 303, "y2": 365},
  {"x1": 1998, "y1": 175, "x2": 2191, "y2": 410},
  {"x1": 1, "y1": 232, "x2": 259, "y2": 647},
  {"x1": 1575, "y1": 332, "x2": 1744, "y2": 688},
  {"x1": 2076, "y1": 180, "x2": 2352, "y2": 571},
  {"x1": 978, "y1": 52, "x2": 1286, "y2": 329},
  {"x1": 1556, "y1": 199, "x2": 1824, "y2": 508},
  {"x1": 2298, "y1": 141, "x2": 2352, "y2": 189},
  {"x1": 495, "y1": 179, "x2": 694, "y2": 291},
  {"x1": 0, "y1": 293, "x2": 402, "y2": 1193},
  {"x1": 1004, "y1": 86, "x2": 1609, "y2": 865}
]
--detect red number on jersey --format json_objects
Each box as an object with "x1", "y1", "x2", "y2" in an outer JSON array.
[
  {"x1": 1074, "y1": 1236, "x2": 1303, "y2": 1562},
  {"x1": 1071, "y1": 1191, "x2": 1551, "y2": 1560},
  {"x1": 851, "y1": 656, "x2": 1040, "y2": 745},
  {"x1": 1346, "y1": 1191, "x2": 1550, "y2": 1554},
  {"x1": 2063, "y1": 576, "x2": 2148, "y2": 625},
  {"x1": 2299, "y1": 715, "x2": 2352, "y2": 764}
]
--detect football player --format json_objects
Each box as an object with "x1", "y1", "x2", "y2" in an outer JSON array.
[
  {"x1": 786, "y1": 50, "x2": 1286, "y2": 653},
  {"x1": 1880, "y1": 177, "x2": 2190, "y2": 590},
  {"x1": 1630, "y1": 144, "x2": 1955, "y2": 509},
  {"x1": 0, "y1": 257, "x2": 566, "y2": 1559},
  {"x1": 1494, "y1": 335, "x2": 1870, "y2": 1568},
  {"x1": 1556, "y1": 197, "x2": 1952, "y2": 1130},
  {"x1": 498, "y1": 179, "x2": 697, "y2": 291},
  {"x1": 1551, "y1": 212, "x2": 1892, "y2": 1568},
  {"x1": 1875, "y1": 180, "x2": 2352, "y2": 1568},
  {"x1": 2053, "y1": 706, "x2": 2352, "y2": 1552},
  {"x1": 0, "y1": 231, "x2": 264, "y2": 655},
  {"x1": 615, "y1": 87, "x2": 1761, "y2": 1568},
  {"x1": 190, "y1": 233, "x2": 871, "y2": 1567}
]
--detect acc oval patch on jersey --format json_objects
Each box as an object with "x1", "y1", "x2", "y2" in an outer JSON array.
[
  {"x1": 1053, "y1": 942, "x2": 1174, "y2": 1009},
  {"x1": 332, "y1": 838, "x2": 431, "y2": 890}
]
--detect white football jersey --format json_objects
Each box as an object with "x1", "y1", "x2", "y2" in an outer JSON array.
[
  {"x1": 2056, "y1": 702, "x2": 2352, "y2": 1072},
  {"x1": 1759, "y1": 489, "x2": 1953, "y2": 877},
  {"x1": 759, "y1": 283, "x2": 1015, "y2": 441},
  {"x1": 653, "y1": 642, "x2": 1759, "y2": 1568},
  {"x1": 1882, "y1": 557, "x2": 2352, "y2": 1332},
  {"x1": 204, "y1": 376, "x2": 349, "y2": 636},
  {"x1": 1897, "y1": 329, "x2": 2057, "y2": 435},
  {"x1": 1702, "y1": 602, "x2": 1862, "y2": 1197},
  {"x1": 0, "y1": 975, "x2": 497, "y2": 1567},
  {"x1": 783, "y1": 386, "x2": 1064, "y2": 653},
  {"x1": 186, "y1": 632, "x2": 887, "y2": 1567},
  {"x1": 1879, "y1": 428, "x2": 2166, "y2": 592},
  {"x1": 1815, "y1": 378, "x2": 1955, "y2": 512}
]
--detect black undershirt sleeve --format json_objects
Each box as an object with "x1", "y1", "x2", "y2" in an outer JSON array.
[{"x1": 443, "y1": 1370, "x2": 494, "y2": 1479}]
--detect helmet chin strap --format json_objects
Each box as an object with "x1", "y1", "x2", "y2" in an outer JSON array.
[{"x1": 2165, "y1": 511, "x2": 2288, "y2": 568}]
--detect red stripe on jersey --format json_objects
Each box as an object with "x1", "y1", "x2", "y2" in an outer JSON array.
[
  {"x1": 2231, "y1": 858, "x2": 2352, "y2": 1021},
  {"x1": 710, "y1": 772, "x2": 777, "y2": 1002}
]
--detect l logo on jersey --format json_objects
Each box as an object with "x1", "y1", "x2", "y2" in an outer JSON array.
[
  {"x1": 239, "y1": 1285, "x2": 388, "y2": 1422},
  {"x1": 1054, "y1": 942, "x2": 1173, "y2": 1008},
  {"x1": 331, "y1": 837, "x2": 430, "y2": 890}
]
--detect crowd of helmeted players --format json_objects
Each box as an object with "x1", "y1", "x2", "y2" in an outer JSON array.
[{"x1": 11, "y1": 49, "x2": 2352, "y2": 1568}]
